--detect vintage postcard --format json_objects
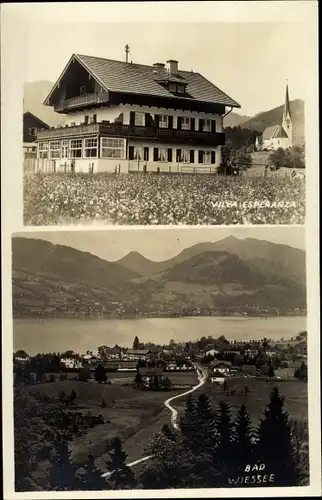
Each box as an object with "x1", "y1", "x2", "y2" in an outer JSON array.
[{"x1": 1, "y1": 1, "x2": 320, "y2": 499}]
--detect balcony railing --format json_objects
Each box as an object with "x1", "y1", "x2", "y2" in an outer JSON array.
[
  {"x1": 37, "y1": 122, "x2": 225, "y2": 146},
  {"x1": 54, "y1": 92, "x2": 110, "y2": 112}
]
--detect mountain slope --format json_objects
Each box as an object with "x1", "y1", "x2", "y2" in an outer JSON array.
[
  {"x1": 241, "y1": 99, "x2": 305, "y2": 145},
  {"x1": 12, "y1": 237, "x2": 139, "y2": 291},
  {"x1": 23, "y1": 81, "x2": 65, "y2": 127},
  {"x1": 223, "y1": 112, "x2": 251, "y2": 127},
  {"x1": 119, "y1": 237, "x2": 306, "y2": 286}
]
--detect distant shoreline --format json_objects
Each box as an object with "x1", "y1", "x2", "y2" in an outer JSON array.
[{"x1": 13, "y1": 313, "x2": 307, "y2": 321}]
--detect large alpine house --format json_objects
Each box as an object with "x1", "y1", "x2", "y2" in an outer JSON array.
[{"x1": 37, "y1": 53, "x2": 240, "y2": 173}]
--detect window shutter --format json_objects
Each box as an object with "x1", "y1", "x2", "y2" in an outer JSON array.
[
  {"x1": 199, "y1": 119, "x2": 204, "y2": 132},
  {"x1": 198, "y1": 151, "x2": 203, "y2": 164},
  {"x1": 176, "y1": 149, "x2": 181, "y2": 162},
  {"x1": 154, "y1": 114, "x2": 160, "y2": 127},
  {"x1": 153, "y1": 147, "x2": 159, "y2": 161},
  {"x1": 177, "y1": 117, "x2": 182, "y2": 130},
  {"x1": 84, "y1": 116, "x2": 89, "y2": 124},
  {"x1": 93, "y1": 114, "x2": 97, "y2": 124},
  {"x1": 168, "y1": 116, "x2": 173, "y2": 129},
  {"x1": 190, "y1": 150, "x2": 195, "y2": 163},
  {"x1": 130, "y1": 111, "x2": 135, "y2": 126},
  {"x1": 211, "y1": 151, "x2": 216, "y2": 164},
  {"x1": 128, "y1": 146, "x2": 134, "y2": 160},
  {"x1": 144, "y1": 147, "x2": 149, "y2": 161},
  {"x1": 145, "y1": 113, "x2": 152, "y2": 127},
  {"x1": 211, "y1": 120, "x2": 216, "y2": 133},
  {"x1": 190, "y1": 118, "x2": 195, "y2": 131},
  {"x1": 167, "y1": 149, "x2": 173, "y2": 162}
]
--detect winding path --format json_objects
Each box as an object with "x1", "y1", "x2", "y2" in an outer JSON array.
[{"x1": 102, "y1": 365, "x2": 206, "y2": 476}]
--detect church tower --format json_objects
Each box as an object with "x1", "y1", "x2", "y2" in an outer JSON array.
[{"x1": 282, "y1": 83, "x2": 292, "y2": 147}]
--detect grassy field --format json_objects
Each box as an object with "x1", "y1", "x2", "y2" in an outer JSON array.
[
  {"x1": 24, "y1": 370, "x2": 198, "y2": 468},
  {"x1": 22, "y1": 371, "x2": 307, "y2": 475}
]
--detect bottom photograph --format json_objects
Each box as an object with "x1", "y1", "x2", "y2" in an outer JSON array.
[{"x1": 12, "y1": 226, "x2": 308, "y2": 492}]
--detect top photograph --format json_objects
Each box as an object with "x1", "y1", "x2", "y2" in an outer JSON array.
[{"x1": 23, "y1": 22, "x2": 306, "y2": 226}]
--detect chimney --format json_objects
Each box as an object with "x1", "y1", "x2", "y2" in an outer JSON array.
[
  {"x1": 153, "y1": 62, "x2": 165, "y2": 73},
  {"x1": 167, "y1": 59, "x2": 178, "y2": 74}
]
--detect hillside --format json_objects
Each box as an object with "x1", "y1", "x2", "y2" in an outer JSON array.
[
  {"x1": 23, "y1": 81, "x2": 65, "y2": 127},
  {"x1": 223, "y1": 112, "x2": 251, "y2": 128},
  {"x1": 241, "y1": 99, "x2": 305, "y2": 146},
  {"x1": 12, "y1": 237, "x2": 306, "y2": 317},
  {"x1": 118, "y1": 236, "x2": 306, "y2": 286},
  {"x1": 12, "y1": 237, "x2": 139, "y2": 291}
]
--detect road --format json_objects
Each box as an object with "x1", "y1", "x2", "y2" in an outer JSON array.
[{"x1": 101, "y1": 365, "x2": 206, "y2": 476}]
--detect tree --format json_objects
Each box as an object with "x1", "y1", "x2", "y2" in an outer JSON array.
[
  {"x1": 149, "y1": 375, "x2": 160, "y2": 391},
  {"x1": 95, "y1": 364, "x2": 107, "y2": 384},
  {"x1": 180, "y1": 394, "x2": 198, "y2": 447},
  {"x1": 105, "y1": 437, "x2": 136, "y2": 489},
  {"x1": 133, "y1": 336, "x2": 140, "y2": 350},
  {"x1": 294, "y1": 361, "x2": 307, "y2": 381},
  {"x1": 79, "y1": 365, "x2": 91, "y2": 381},
  {"x1": 257, "y1": 387, "x2": 299, "y2": 486},
  {"x1": 77, "y1": 454, "x2": 108, "y2": 490},
  {"x1": 161, "y1": 376, "x2": 172, "y2": 390},
  {"x1": 233, "y1": 404, "x2": 254, "y2": 474},
  {"x1": 133, "y1": 371, "x2": 143, "y2": 388},
  {"x1": 49, "y1": 437, "x2": 80, "y2": 490},
  {"x1": 215, "y1": 401, "x2": 234, "y2": 478},
  {"x1": 269, "y1": 147, "x2": 285, "y2": 169}
]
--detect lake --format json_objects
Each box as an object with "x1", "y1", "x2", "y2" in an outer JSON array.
[{"x1": 13, "y1": 316, "x2": 306, "y2": 355}]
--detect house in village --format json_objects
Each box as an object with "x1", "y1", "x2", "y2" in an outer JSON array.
[
  {"x1": 36, "y1": 51, "x2": 240, "y2": 174},
  {"x1": 138, "y1": 365, "x2": 164, "y2": 387},
  {"x1": 125, "y1": 349, "x2": 152, "y2": 361},
  {"x1": 60, "y1": 357, "x2": 83, "y2": 369},
  {"x1": 256, "y1": 84, "x2": 293, "y2": 151},
  {"x1": 23, "y1": 111, "x2": 50, "y2": 158},
  {"x1": 208, "y1": 359, "x2": 232, "y2": 382}
]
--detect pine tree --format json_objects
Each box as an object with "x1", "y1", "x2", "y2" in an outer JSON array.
[
  {"x1": 133, "y1": 336, "x2": 140, "y2": 350},
  {"x1": 233, "y1": 404, "x2": 254, "y2": 474},
  {"x1": 215, "y1": 401, "x2": 234, "y2": 480},
  {"x1": 257, "y1": 387, "x2": 299, "y2": 486},
  {"x1": 95, "y1": 364, "x2": 107, "y2": 383},
  {"x1": 105, "y1": 437, "x2": 136, "y2": 489},
  {"x1": 180, "y1": 394, "x2": 198, "y2": 447},
  {"x1": 162, "y1": 423, "x2": 176, "y2": 441},
  {"x1": 49, "y1": 437, "x2": 80, "y2": 490},
  {"x1": 133, "y1": 371, "x2": 143, "y2": 388},
  {"x1": 78, "y1": 454, "x2": 108, "y2": 490}
]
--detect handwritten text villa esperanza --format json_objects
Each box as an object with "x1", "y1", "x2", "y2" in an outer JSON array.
[{"x1": 212, "y1": 201, "x2": 296, "y2": 209}]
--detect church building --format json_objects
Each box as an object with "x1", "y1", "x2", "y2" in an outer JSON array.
[
  {"x1": 36, "y1": 51, "x2": 240, "y2": 173},
  {"x1": 259, "y1": 84, "x2": 293, "y2": 151}
]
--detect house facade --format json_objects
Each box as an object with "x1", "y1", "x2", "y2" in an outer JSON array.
[
  {"x1": 23, "y1": 111, "x2": 49, "y2": 158},
  {"x1": 36, "y1": 54, "x2": 240, "y2": 174}
]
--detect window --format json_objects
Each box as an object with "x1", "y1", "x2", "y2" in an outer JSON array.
[
  {"x1": 84, "y1": 137, "x2": 98, "y2": 158},
  {"x1": 181, "y1": 117, "x2": 190, "y2": 130},
  {"x1": 199, "y1": 150, "x2": 211, "y2": 164},
  {"x1": 134, "y1": 147, "x2": 143, "y2": 160},
  {"x1": 38, "y1": 142, "x2": 49, "y2": 159},
  {"x1": 61, "y1": 140, "x2": 69, "y2": 159},
  {"x1": 28, "y1": 127, "x2": 37, "y2": 136},
  {"x1": 180, "y1": 149, "x2": 190, "y2": 163},
  {"x1": 203, "y1": 119, "x2": 211, "y2": 132},
  {"x1": 158, "y1": 148, "x2": 168, "y2": 162},
  {"x1": 135, "y1": 112, "x2": 145, "y2": 126},
  {"x1": 69, "y1": 139, "x2": 83, "y2": 158},
  {"x1": 49, "y1": 141, "x2": 61, "y2": 159},
  {"x1": 101, "y1": 137, "x2": 126, "y2": 158},
  {"x1": 177, "y1": 84, "x2": 185, "y2": 93},
  {"x1": 159, "y1": 115, "x2": 169, "y2": 128}
]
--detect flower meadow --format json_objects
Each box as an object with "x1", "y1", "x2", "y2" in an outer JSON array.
[{"x1": 24, "y1": 172, "x2": 305, "y2": 226}]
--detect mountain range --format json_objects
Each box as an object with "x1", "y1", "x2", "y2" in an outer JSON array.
[
  {"x1": 12, "y1": 236, "x2": 306, "y2": 316},
  {"x1": 24, "y1": 81, "x2": 304, "y2": 145}
]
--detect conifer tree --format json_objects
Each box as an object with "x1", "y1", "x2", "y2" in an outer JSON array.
[
  {"x1": 180, "y1": 394, "x2": 198, "y2": 447},
  {"x1": 257, "y1": 387, "x2": 299, "y2": 486},
  {"x1": 215, "y1": 401, "x2": 234, "y2": 480},
  {"x1": 133, "y1": 336, "x2": 140, "y2": 350},
  {"x1": 49, "y1": 437, "x2": 80, "y2": 490},
  {"x1": 233, "y1": 404, "x2": 254, "y2": 474},
  {"x1": 105, "y1": 437, "x2": 136, "y2": 489},
  {"x1": 78, "y1": 454, "x2": 108, "y2": 490}
]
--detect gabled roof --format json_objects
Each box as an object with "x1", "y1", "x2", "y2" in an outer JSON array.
[
  {"x1": 209, "y1": 360, "x2": 232, "y2": 367},
  {"x1": 127, "y1": 349, "x2": 150, "y2": 355},
  {"x1": 44, "y1": 53, "x2": 241, "y2": 108},
  {"x1": 23, "y1": 111, "x2": 49, "y2": 129},
  {"x1": 262, "y1": 125, "x2": 288, "y2": 140}
]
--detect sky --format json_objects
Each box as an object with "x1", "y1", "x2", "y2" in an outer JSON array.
[
  {"x1": 15, "y1": 227, "x2": 305, "y2": 262},
  {"x1": 15, "y1": 5, "x2": 314, "y2": 117}
]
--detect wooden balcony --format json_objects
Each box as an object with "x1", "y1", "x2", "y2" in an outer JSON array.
[
  {"x1": 54, "y1": 92, "x2": 110, "y2": 112},
  {"x1": 37, "y1": 122, "x2": 225, "y2": 146}
]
